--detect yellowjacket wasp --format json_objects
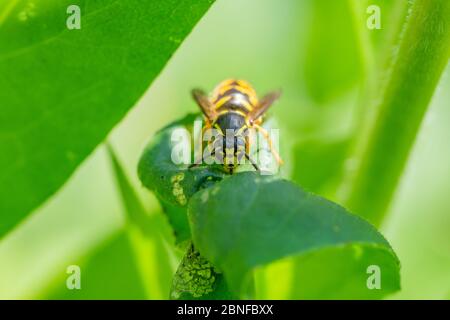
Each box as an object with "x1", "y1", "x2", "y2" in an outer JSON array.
[{"x1": 190, "y1": 79, "x2": 283, "y2": 174}]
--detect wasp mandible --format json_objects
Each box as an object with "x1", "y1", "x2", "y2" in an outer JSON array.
[{"x1": 190, "y1": 79, "x2": 283, "y2": 174}]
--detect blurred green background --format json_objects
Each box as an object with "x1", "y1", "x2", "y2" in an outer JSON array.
[{"x1": 0, "y1": 0, "x2": 448, "y2": 299}]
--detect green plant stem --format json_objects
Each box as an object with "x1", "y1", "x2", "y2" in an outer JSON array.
[{"x1": 342, "y1": 0, "x2": 450, "y2": 226}]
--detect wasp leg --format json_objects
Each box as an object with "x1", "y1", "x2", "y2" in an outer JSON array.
[
  {"x1": 253, "y1": 124, "x2": 284, "y2": 165},
  {"x1": 190, "y1": 122, "x2": 212, "y2": 168},
  {"x1": 245, "y1": 153, "x2": 260, "y2": 172}
]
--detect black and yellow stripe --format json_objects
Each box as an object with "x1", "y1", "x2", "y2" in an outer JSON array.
[{"x1": 210, "y1": 79, "x2": 258, "y2": 115}]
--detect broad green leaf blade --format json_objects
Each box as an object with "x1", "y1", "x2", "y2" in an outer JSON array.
[
  {"x1": 138, "y1": 113, "x2": 225, "y2": 243},
  {"x1": 342, "y1": 0, "x2": 450, "y2": 226},
  {"x1": 0, "y1": 0, "x2": 215, "y2": 238},
  {"x1": 188, "y1": 172, "x2": 400, "y2": 299}
]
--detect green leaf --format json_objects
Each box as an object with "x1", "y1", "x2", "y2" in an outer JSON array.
[
  {"x1": 157, "y1": 196, "x2": 192, "y2": 245},
  {"x1": 138, "y1": 113, "x2": 225, "y2": 244},
  {"x1": 188, "y1": 172, "x2": 400, "y2": 299},
  {"x1": 170, "y1": 242, "x2": 235, "y2": 300},
  {"x1": 342, "y1": 0, "x2": 450, "y2": 226},
  {"x1": 0, "y1": 0, "x2": 215, "y2": 239}
]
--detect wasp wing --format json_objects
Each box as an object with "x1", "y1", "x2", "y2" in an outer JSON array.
[
  {"x1": 192, "y1": 89, "x2": 216, "y2": 121},
  {"x1": 248, "y1": 90, "x2": 281, "y2": 124}
]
